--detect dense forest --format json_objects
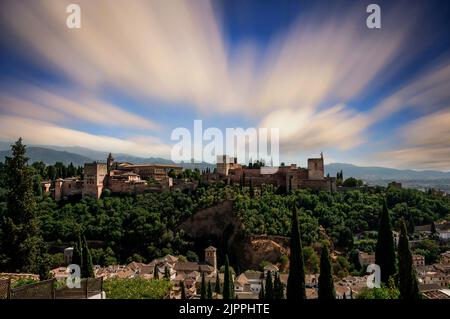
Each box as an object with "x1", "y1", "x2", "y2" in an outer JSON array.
[{"x1": 0, "y1": 141, "x2": 449, "y2": 279}]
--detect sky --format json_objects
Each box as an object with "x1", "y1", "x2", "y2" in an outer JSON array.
[{"x1": 0, "y1": 0, "x2": 450, "y2": 170}]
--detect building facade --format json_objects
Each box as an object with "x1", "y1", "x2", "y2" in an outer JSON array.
[{"x1": 216, "y1": 153, "x2": 336, "y2": 192}]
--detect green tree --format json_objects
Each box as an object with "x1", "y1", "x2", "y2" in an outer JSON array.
[
  {"x1": 0, "y1": 138, "x2": 44, "y2": 274},
  {"x1": 32, "y1": 174, "x2": 43, "y2": 197},
  {"x1": 47, "y1": 165, "x2": 57, "y2": 180},
  {"x1": 398, "y1": 220, "x2": 421, "y2": 300},
  {"x1": 180, "y1": 280, "x2": 186, "y2": 299},
  {"x1": 200, "y1": 272, "x2": 206, "y2": 299},
  {"x1": 286, "y1": 207, "x2": 306, "y2": 299},
  {"x1": 82, "y1": 235, "x2": 94, "y2": 278},
  {"x1": 318, "y1": 244, "x2": 335, "y2": 300},
  {"x1": 264, "y1": 271, "x2": 273, "y2": 300},
  {"x1": 249, "y1": 178, "x2": 255, "y2": 198},
  {"x1": 223, "y1": 255, "x2": 232, "y2": 299},
  {"x1": 273, "y1": 272, "x2": 284, "y2": 299},
  {"x1": 72, "y1": 236, "x2": 83, "y2": 269},
  {"x1": 164, "y1": 266, "x2": 170, "y2": 279},
  {"x1": 259, "y1": 281, "x2": 265, "y2": 299},
  {"x1": 407, "y1": 214, "x2": 415, "y2": 235},
  {"x1": 214, "y1": 271, "x2": 221, "y2": 294},
  {"x1": 375, "y1": 200, "x2": 396, "y2": 284},
  {"x1": 207, "y1": 280, "x2": 213, "y2": 299}
]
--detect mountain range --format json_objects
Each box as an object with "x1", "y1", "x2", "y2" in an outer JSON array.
[{"x1": 1, "y1": 142, "x2": 449, "y2": 182}]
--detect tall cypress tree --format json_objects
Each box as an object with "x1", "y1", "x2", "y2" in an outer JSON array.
[
  {"x1": 180, "y1": 280, "x2": 186, "y2": 299},
  {"x1": 71, "y1": 235, "x2": 83, "y2": 269},
  {"x1": 287, "y1": 207, "x2": 306, "y2": 299},
  {"x1": 214, "y1": 271, "x2": 221, "y2": 294},
  {"x1": 318, "y1": 244, "x2": 335, "y2": 300},
  {"x1": 249, "y1": 178, "x2": 254, "y2": 198},
  {"x1": 398, "y1": 219, "x2": 421, "y2": 300},
  {"x1": 0, "y1": 138, "x2": 44, "y2": 274},
  {"x1": 264, "y1": 271, "x2": 274, "y2": 300},
  {"x1": 223, "y1": 255, "x2": 231, "y2": 299},
  {"x1": 273, "y1": 272, "x2": 284, "y2": 299},
  {"x1": 82, "y1": 235, "x2": 94, "y2": 278},
  {"x1": 207, "y1": 280, "x2": 213, "y2": 299},
  {"x1": 407, "y1": 214, "x2": 415, "y2": 235},
  {"x1": 375, "y1": 200, "x2": 396, "y2": 284},
  {"x1": 164, "y1": 266, "x2": 170, "y2": 279},
  {"x1": 200, "y1": 272, "x2": 206, "y2": 299},
  {"x1": 259, "y1": 281, "x2": 265, "y2": 299}
]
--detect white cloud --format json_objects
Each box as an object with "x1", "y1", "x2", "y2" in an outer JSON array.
[
  {"x1": 3, "y1": 0, "x2": 442, "y2": 162},
  {"x1": 375, "y1": 109, "x2": 450, "y2": 170},
  {"x1": 0, "y1": 115, "x2": 171, "y2": 158}
]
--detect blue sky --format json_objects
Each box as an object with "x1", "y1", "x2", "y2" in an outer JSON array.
[{"x1": 0, "y1": 0, "x2": 450, "y2": 170}]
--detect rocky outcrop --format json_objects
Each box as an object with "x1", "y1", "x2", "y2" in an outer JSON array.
[
  {"x1": 180, "y1": 200, "x2": 290, "y2": 269},
  {"x1": 235, "y1": 235, "x2": 290, "y2": 269}
]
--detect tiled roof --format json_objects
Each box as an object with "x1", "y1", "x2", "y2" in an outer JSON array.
[
  {"x1": 243, "y1": 271, "x2": 263, "y2": 281},
  {"x1": 174, "y1": 262, "x2": 214, "y2": 273}
]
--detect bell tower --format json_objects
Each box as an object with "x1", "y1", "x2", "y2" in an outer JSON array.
[{"x1": 204, "y1": 246, "x2": 217, "y2": 272}]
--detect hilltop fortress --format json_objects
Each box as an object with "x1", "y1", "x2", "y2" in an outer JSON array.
[
  {"x1": 42, "y1": 152, "x2": 336, "y2": 200},
  {"x1": 214, "y1": 153, "x2": 336, "y2": 192},
  {"x1": 43, "y1": 153, "x2": 182, "y2": 200}
]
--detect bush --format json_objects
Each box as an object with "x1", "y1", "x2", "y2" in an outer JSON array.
[
  {"x1": 12, "y1": 278, "x2": 39, "y2": 288},
  {"x1": 103, "y1": 278, "x2": 172, "y2": 299}
]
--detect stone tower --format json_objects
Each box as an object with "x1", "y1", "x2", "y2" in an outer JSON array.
[
  {"x1": 204, "y1": 246, "x2": 217, "y2": 271},
  {"x1": 54, "y1": 178, "x2": 64, "y2": 201},
  {"x1": 82, "y1": 162, "x2": 107, "y2": 199},
  {"x1": 307, "y1": 153, "x2": 325, "y2": 180}
]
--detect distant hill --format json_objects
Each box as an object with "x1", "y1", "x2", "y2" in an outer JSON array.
[
  {"x1": 0, "y1": 143, "x2": 214, "y2": 170},
  {"x1": 0, "y1": 147, "x2": 93, "y2": 166},
  {"x1": 325, "y1": 163, "x2": 450, "y2": 181},
  {"x1": 1, "y1": 141, "x2": 448, "y2": 180}
]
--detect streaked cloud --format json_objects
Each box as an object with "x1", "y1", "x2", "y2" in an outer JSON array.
[
  {"x1": 375, "y1": 109, "x2": 450, "y2": 170},
  {"x1": 0, "y1": 115, "x2": 171, "y2": 158},
  {"x1": 0, "y1": 0, "x2": 448, "y2": 169},
  {"x1": 0, "y1": 81, "x2": 159, "y2": 130}
]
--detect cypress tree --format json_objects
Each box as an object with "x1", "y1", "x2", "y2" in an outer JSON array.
[
  {"x1": 164, "y1": 266, "x2": 170, "y2": 279},
  {"x1": 249, "y1": 178, "x2": 254, "y2": 198},
  {"x1": 375, "y1": 199, "x2": 396, "y2": 284},
  {"x1": 0, "y1": 138, "x2": 44, "y2": 274},
  {"x1": 81, "y1": 235, "x2": 94, "y2": 278},
  {"x1": 223, "y1": 255, "x2": 231, "y2": 299},
  {"x1": 259, "y1": 281, "x2": 265, "y2": 299},
  {"x1": 407, "y1": 214, "x2": 415, "y2": 235},
  {"x1": 273, "y1": 272, "x2": 284, "y2": 299},
  {"x1": 214, "y1": 271, "x2": 221, "y2": 294},
  {"x1": 207, "y1": 280, "x2": 213, "y2": 299},
  {"x1": 318, "y1": 244, "x2": 335, "y2": 300},
  {"x1": 200, "y1": 272, "x2": 206, "y2": 299},
  {"x1": 430, "y1": 222, "x2": 438, "y2": 239},
  {"x1": 32, "y1": 174, "x2": 43, "y2": 197},
  {"x1": 398, "y1": 219, "x2": 421, "y2": 300},
  {"x1": 265, "y1": 270, "x2": 274, "y2": 300},
  {"x1": 287, "y1": 207, "x2": 306, "y2": 299},
  {"x1": 180, "y1": 280, "x2": 186, "y2": 299},
  {"x1": 71, "y1": 235, "x2": 83, "y2": 268}
]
